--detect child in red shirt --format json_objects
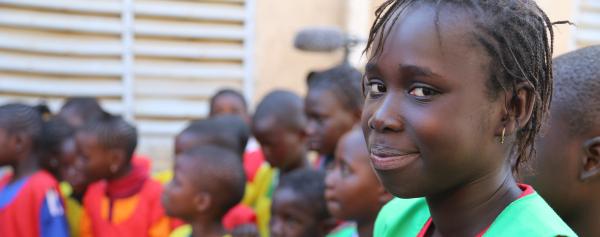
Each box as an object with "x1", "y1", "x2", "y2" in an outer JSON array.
[{"x1": 77, "y1": 113, "x2": 170, "y2": 237}]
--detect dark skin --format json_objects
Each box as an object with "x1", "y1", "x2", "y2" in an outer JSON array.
[
  {"x1": 252, "y1": 116, "x2": 308, "y2": 174},
  {"x1": 325, "y1": 129, "x2": 391, "y2": 237},
  {"x1": 76, "y1": 131, "x2": 132, "y2": 183},
  {"x1": 270, "y1": 188, "x2": 328, "y2": 237},
  {"x1": 162, "y1": 154, "x2": 227, "y2": 237},
  {"x1": 210, "y1": 94, "x2": 251, "y2": 125},
  {"x1": 523, "y1": 106, "x2": 600, "y2": 237},
  {"x1": 305, "y1": 89, "x2": 360, "y2": 157},
  {"x1": 362, "y1": 4, "x2": 535, "y2": 237},
  {"x1": 173, "y1": 133, "x2": 260, "y2": 237},
  {"x1": 0, "y1": 128, "x2": 40, "y2": 182}
]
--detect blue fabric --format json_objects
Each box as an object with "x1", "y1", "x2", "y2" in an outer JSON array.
[
  {"x1": 40, "y1": 190, "x2": 69, "y2": 237},
  {"x1": 0, "y1": 176, "x2": 28, "y2": 209}
]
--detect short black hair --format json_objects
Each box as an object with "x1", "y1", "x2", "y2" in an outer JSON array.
[
  {"x1": 276, "y1": 168, "x2": 330, "y2": 220},
  {"x1": 39, "y1": 117, "x2": 75, "y2": 176},
  {"x1": 365, "y1": 0, "x2": 560, "y2": 173},
  {"x1": 179, "y1": 115, "x2": 250, "y2": 156},
  {"x1": 307, "y1": 64, "x2": 363, "y2": 113},
  {"x1": 0, "y1": 103, "x2": 44, "y2": 151},
  {"x1": 182, "y1": 146, "x2": 246, "y2": 218},
  {"x1": 59, "y1": 97, "x2": 105, "y2": 127},
  {"x1": 209, "y1": 88, "x2": 248, "y2": 116},
  {"x1": 253, "y1": 90, "x2": 306, "y2": 132},
  {"x1": 552, "y1": 45, "x2": 600, "y2": 135},
  {"x1": 80, "y1": 113, "x2": 137, "y2": 160}
]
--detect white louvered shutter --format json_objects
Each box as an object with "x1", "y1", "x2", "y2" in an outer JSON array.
[
  {"x1": 0, "y1": 0, "x2": 255, "y2": 170},
  {"x1": 575, "y1": 0, "x2": 600, "y2": 47}
]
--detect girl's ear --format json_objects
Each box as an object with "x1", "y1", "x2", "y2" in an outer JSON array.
[
  {"x1": 108, "y1": 148, "x2": 125, "y2": 173},
  {"x1": 193, "y1": 192, "x2": 212, "y2": 213},
  {"x1": 498, "y1": 82, "x2": 535, "y2": 138},
  {"x1": 580, "y1": 136, "x2": 600, "y2": 181},
  {"x1": 11, "y1": 132, "x2": 28, "y2": 154}
]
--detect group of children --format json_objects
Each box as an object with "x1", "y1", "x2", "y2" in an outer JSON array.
[{"x1": 1, "y1": 0, "x2": 600, "y2": 236}]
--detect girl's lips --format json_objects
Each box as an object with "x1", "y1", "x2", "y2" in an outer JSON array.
[{"x1": 369, "y1": 153, "x2": 420, "y2": 171}]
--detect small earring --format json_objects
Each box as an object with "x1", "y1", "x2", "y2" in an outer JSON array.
[{"x1": 501, "y1": 127, "x2": 506, "y2": 144}]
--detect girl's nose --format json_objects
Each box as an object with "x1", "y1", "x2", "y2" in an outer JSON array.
[{"x1": 368, "y1": 97, "x2": 404, "y2": 133}]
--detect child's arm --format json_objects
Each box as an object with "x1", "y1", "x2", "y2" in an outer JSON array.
[{"x1": 39, "y1": 189, "x2": 69, "y2": 237}]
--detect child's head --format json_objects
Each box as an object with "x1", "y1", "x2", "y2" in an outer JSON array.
[
  {"x1": 325, "y1": 128, "x2": 391, "y2": 223},
  {"x1": 209, "y1": 89, "x2": 249, "y2": 122},
  {"x1": 524, "y1": 46, "x2": 600, "y2": 221},
  {"x1": 361, "y1": 0, "x2": 554, "y2": 198},
  {"x1": 76, "y1": 113, "x2": 137, "y2": 182},
  {"x1": 58, "y1": 97, "x2": 105, "y2": 128},
  {"x1": 270, "y1": 169, "x2": 331, "y2": 237},
  {"x1": 305, "y1": 64, "x2": 363, "y2": 157},
  {"x1": 162, "y1": 145, "x2": 246, "y2": 223},
  {"x1": 39, "y1": 117, "x2": 77, "y2": 180},
  {"x1": 175, "y1": 115, "x2": 250, "y2": 156},
  {"x1": 0, "y1": 103, "x2": 44, "y2": 167},
  {"x1": 252, "y1": 90, "x2": 307, "y2": 172}
]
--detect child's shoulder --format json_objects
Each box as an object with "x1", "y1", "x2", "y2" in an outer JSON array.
[
  {"x1": 485, "y1": 190, "x2": 577, "y2": 236},
  {"x1": 374, "y1": 197, "x2": 430, "y2": 237}
]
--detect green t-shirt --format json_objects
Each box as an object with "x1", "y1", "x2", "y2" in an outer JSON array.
[
  {"x1": 327, "y1": 222, "x2": 357, "y2": 237},
  {"x1": 374, "y1": 186, "x2": 577, "y2": 237}
]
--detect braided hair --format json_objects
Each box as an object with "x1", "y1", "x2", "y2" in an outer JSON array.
[
  {"x1": 0, "y1": 103, "x2": 44, "y2": 152},
  {"x1": 365, "y1": 0, "x2": 561, "y2": 174}
]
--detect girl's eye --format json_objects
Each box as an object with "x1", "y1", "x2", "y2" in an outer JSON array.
[
  {"x1": 367, "y1": 82, "x2": 386, "y2": 96},
  {"x1": 408, "y1": 86, "x2": 438, "y2": 98}
]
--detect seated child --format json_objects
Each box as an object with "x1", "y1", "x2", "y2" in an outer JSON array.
[
  {"x1": 0, "y1": 103, "x2": 69, "y2": 237},
  {"x1": 325, "y1": 128, "x2": 391, "y2": 237},
  {"x1": 162, "y1": 145, "x2": 246, "y2": 237},
  {"x1": 305, "y1": 64, "x2": 363, "y2": 169},
  {"x1": 523, "y1": 45, "x2": 600, "y2": 236},
  {"x1": 158, "y1": 115, "x2": 257, "y2": 235},
  {"x1": 209, "y1": 89, "x2": 265, "y2": 184},
  {"x1": 77, "y1": 113, "x2": 170, "y2": 237},
  {"x1": 40, "y1": 117, "x2": 87, "y2": 237},
  {"x1": 363, "y1": 0, "x2": 575, "y2": 236},
  {"x1": 270, "y1": 168, "x2": 334, "y2": 237},
  {"x1": 250, "y1": 90, "x2": 311, "y2": 237}
]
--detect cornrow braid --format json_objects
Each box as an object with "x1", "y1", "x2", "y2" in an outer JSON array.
[
  {"x1": 0, "y1": 103, "x2": 44, "y2": 151},
  {"x1": 81, "y1": 112, "x2": 138, "y2": 160},
  {"x1": 365, "y1": 0, "x2": 561, "y2": 174}
]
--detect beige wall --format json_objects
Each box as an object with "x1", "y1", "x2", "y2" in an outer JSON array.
[
  {"x1": 253, "y1": 0, "x2": 346, "y2": 104},
  {"x1": 252, "y1": 0, "x2": 577, "y2": 106}
]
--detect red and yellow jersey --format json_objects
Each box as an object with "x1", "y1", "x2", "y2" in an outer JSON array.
[
  {"x1": 81, "y1": 164, "x2": 170, "y2": 237},
  {"x1": 0, "y1": 170, "x2": 69, "y2": 237}
]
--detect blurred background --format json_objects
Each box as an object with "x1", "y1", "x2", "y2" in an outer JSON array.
[{"x1": 0, "y1": 0, "x2": 597, "y2": 171}]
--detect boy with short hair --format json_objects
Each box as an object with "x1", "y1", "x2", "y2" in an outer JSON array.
[
  {"x1": 162, "y1": 146, "x2": 246, "y2": 237},
  {"x1": 524, "y1": 45, "x2": 600, "y2": 237},
  {"x1": 249, "y1": 90, "x2": 311, "y2": 237}
]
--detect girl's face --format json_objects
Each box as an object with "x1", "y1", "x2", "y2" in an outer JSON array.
[
  {"x1": 362, "y1": 4, "x2": 505, "y2": 198},
  {"x1": 325, "y1": 130, "x2": 385, "y2": 222},
  {"x1": 76, "y1": 131, "x2": 115, "y2": 182},
  {"x1": 305, "y1": 89, "x2": 357, "y2": 156}
]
